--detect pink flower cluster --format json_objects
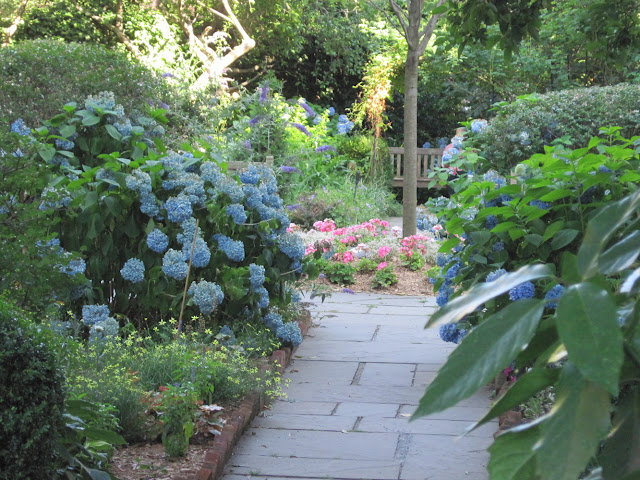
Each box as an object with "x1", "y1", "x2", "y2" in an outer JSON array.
[
  {"x1": 334, "y1": 251, "x2": 355, "y2": 263},
  {"x1": 313, "y1": 219, "x2": 336, "y2": 232},
  {"x1": 400, "y1": 234, "x2": 433, "y2": 257},
  {"x1": 377, "y1": 262, "x2": 387, "y2": 270},
  {"x1": 378, "y1": 246, "x2": 391, "y2": 258}
]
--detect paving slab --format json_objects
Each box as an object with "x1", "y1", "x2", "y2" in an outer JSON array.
[{"x1": 221, "y1": 293, "x2": 496, "y2": 480}]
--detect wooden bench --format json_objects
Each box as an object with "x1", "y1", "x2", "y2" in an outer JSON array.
[{"x1": 389, "y1": 147, "x2": 445, "y2": 188}]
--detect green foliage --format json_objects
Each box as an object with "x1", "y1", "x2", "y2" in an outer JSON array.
[
  {"x1": 28, "y1": 93, "x2": 308, "y2": 327},
  {"x1": 0, "y1": 299, "x2": 65, "y2": 479},
  {"x1": 57, "y1": 398, "x2": 126, "y2": 479},
  {"x1": 474, "y1": 83, "x2": 640, "y2": 173},
  {"x1": 0, "y1": 127, "x2": 86, "y2": 313},
  {"x1": 323, "y1": 261, "x2": 356, "y2": 285},
  {"x1": 417, "y1": 131, "x2": 640, "y2": 479},
  {"x1": 400, "y1": 252, "x2": 425, "y2": 271},
  {"x1": 0, "y1": 39, "x2": 172, "y2": 126},
  {"x1": 157, "y1": 385, "x2": 198, "y2": 458},
  {"x1": 372, "y1": 264, "x2": 398, "y2": 288},
  {"x1": 356, "y1": 257, "x2": 379, "y2": 273}
]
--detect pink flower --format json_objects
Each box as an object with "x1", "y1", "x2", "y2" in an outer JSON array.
[
  {"x1": 343, "y1": 251, "x2": 354, "y2": 263},
  {"x1": 382, "y1": 230, "x2": 388, "y2": 235},
  {"x1": 433, "y1": 224, "x2": 443, "y2": 232},
  {"x1": 305, "y1": 244, "x2": 317, "y2": 256},
  {"x1": 378, "y1": 246, "x2": 391, "y2": 258},
  {"x1": 377, "y1": 262, "x2": 387, "y2": 270}
]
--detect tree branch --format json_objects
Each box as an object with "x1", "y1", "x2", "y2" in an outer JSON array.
[
  {"x1": 2, "y1": 0, "x2": 30, "y2": 47},
  {"x1": 417, "y1": 0, "x2": 448, "y2": 54},
  {"x1": 388, "y1": 0, "x2": 409, "y2": 38}
]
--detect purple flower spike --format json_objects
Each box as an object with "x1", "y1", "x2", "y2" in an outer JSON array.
[
  {"x1": 249, "y1": 115, "x2": 264, "y2": 126},
  {"x1": 291, "y1": 123, "x2": 312, "y2": 137},
  {"x1": 342, "y1": 288, "x2": 355, "y2": 294},
  {"x1": 161, "y1": 72, "x2": 174, "y2": 78},
  {"x1": 281, "y1": 166, "x2": 301, "y2": 174},
  {"x1": 244, "y1": 140, "x2": 252, "y2": 150},
  {"x1": 315, "y1": 145, "x2": 337, "y2": 153},
  {"x1": 300, "y1": 101, "x2": 316, "y2": 118},
  {"x1": 259, "y1": 84, "x2": 269, "y2": 103}
]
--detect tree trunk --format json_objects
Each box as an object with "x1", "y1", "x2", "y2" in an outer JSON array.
[
  {"x1": 402, "y1": 48, "x2": 419, "y2": 237},
  {"x1": 2, "y1": 0, "x2": 30, "y2": 46}
]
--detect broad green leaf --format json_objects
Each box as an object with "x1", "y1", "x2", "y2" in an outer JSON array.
[
  {"x1": 598, "y1": 230, "x2": 640, "y2": 275},
  {"x1": 536, "y1": 364, "x2": 611, "y2": 480},
  {"x1": 578, "y1": 190, "x2": 640, "y2": 279},
  {"x1": 508, "y1": 228, "x2": 527, "y2": 241},
  {"x1": 539, "y1": 188, "x2": 573, "y2": 202},
  {"x1": 84, "y1": 468, "x2": 112, "y2": 480},
  {"x1": 560, "y1": 252, "x2": 581, "y2": 284},
  {"x1": 488, "y1": 424, "x2": 540, "y2": 480},
  {"x1": 437, "y1": 237, "x2": 460, "y2": 253},
  {"x1": 599, "y1": 386, "x2": 640, "y2": 480},
  {"x1": 491, "y1": 221, "x2": 518, "y2": 233},
  {"x1": 515, "y1": 318, "x2": 559, "y2": 368},
  {"x1": 556, "y1": 283, "x2": 622, "y2": 394},
  {"x1": 427, "y1": 264, "x2": 553, "y2": 327},
  {"x1": 551, "y1": 229, "x2": 579, "y2": 250},
  {"x1": 524, "y1": 234, "x2": 544, "y2": 247},
  {"x1": 105, "y1": 124, "x2": 122, "y2": 140},
  {"x1": 470, "y1": 368, "x2": 560, "y2": 431},
  {"x1": 414, "y1": 299, "x2": 544, "y2": 418},
  {"x1": 543, "y1": 220, "x2": 565, "y2": 242},
  {"x1": 84, "y1": 426, "x2": 126, "y2": 445},
  {"x1": 59, "y1": 124, "x2": 76, "y2": 138},
  {"x1": 469, "y1": 230, "x2": 491, "y2": 246},
  {"x1": 38, "y1": 144, "x2": 56, "y2": 162},
  {"x1": 82, "y1": 114, "x2": 101, "y2": 126}
]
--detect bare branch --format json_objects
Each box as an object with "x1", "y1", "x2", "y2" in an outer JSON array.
[
  {"x1": 388, "y1": 0, "x2": 408, "y2": 38},
  {"x1": 417, "y1": 0, "x2": 448, "y2": 54},
  {"x1": 2, "y1": 0, "x2": 30, "y2": 47}
]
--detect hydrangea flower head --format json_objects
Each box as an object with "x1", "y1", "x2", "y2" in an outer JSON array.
[
  {"x1": 471, "y1": 119, "x2": 488, "y2": 134},
  {"x1": 162, "y1": 248, "x2": 189, "y2": 280},
  {"x1": 276, "y1": 322, "x2": 303, "y2": 346},
  {"x1": 82, "y1": 304, "x2": 110, "y2": 326},
  {"x1": 529, "y1": 200, "x2": 550, "y2": 210},
  {"x1": 422, "y1": 141, "x2": 432, "y2": 148},
  {"x1": 439, "y1": 323, "x2": 467, "y2": 344},
  {"x1": 485, "y1": 215, "x2": 498, "y2": 230},
  {"x1": 509, "y1": 281, "x2": 535, "y2": 301},
  {"x1": 226, "y1": 203, "x2": 247, "y2": 224},
  {"x1": 214, "y1": 234, "x2": 245, "y2": 262},
  {"x1": 239, "y1": 165, "x2": 259, "y2": 185},
  {"x1": 165, "y1": 195, "x2": 193, "y2": 223},
  {"x1": 183, "y1": 237, "x2": 211, "y2": 268},
  {"x1": 486, "y1": 268, "x2": 507, "y2": 283},
  {"x1": 120, "y1": 258, "x2": 145, "y2": 283},
  {"x1": 188, "y1": 280, "x2": 224, "y2": 315},
  {"x1": 249, "y1": 263, "x2": 266, "y2": 289},
  {"x1": 544, "y1": 284, "x2": 565, "y2": 309},
  {"x1": 10, "y1": 118, "x2": 31, "y2": 136},
  {"x1": 147, "y1": 229, "x2": 169, "y2": 253},
  {"x1": 263, "y1": 312, "x2": 284, "y2": 330}
]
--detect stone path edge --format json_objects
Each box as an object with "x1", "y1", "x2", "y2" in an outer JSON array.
[{"x1": 174, "y1": 310, "x2": 313, "y2": 480}]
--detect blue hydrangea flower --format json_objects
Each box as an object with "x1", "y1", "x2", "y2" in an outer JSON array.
[
  {"x1": 544, "y1": 284, "x2": 565, "y2": 310},
  {"x1": 439, "y1": 323, "x2": 467, "y2": 344},
  {"x1": 176, "y1": 217, "x2": 198, "y2": 245},
  {"x1": 217, "y1": 325, "x2": 236, "y2": 345},
  {"x1": 55, "y1": 138, "x2": 75, "y2": 150},
  {"x1": 445, "y1": 263, "x2": 461, "y2": 280},
  {"x1": 82, "y1": 304, "x2": 110, "y2": 326},
  {"x1": 10, "y1": 118, "x2": 31, "y2": 136},
  {"x1": 255, "y1": 286, "x2": 269, "y2": 308},
  {"x1": 471, "y1": 119, "x2": 488, "y2": 134},
  {"x1": 492, "y1": 242, "x2": 505, "y2": 252},
  {"x1": 216, "y1": 177, "x2": 245, "y2": 203},
  {"x1": 214, "y1": 234, "x2": 245, "y2": 262},
  {"x1": 183, "y1": 237, "x2": 211, "y2": 268},
  {"x1": 263, "y1": 312, "x2": 284, "y2": 330},
  {"x1": 436, "y1": 253, "x2": 451, "y2": 268},
  {"x1": 89, "y1": 317, "x2": 119, "y2": 343},
  {"x1": 249, "y1": 263, "x2": 266, "y2": 289},
  {"x1": 529, "y1": 200, "x2": 550, "y2": 209},
  {"x1": 60, "y1": 258, "x2": 86, "y2": 276},
  {"x1": 482, "y1": 170, "x2": 506, "y2": 188},
  {"x1": 188, "y1": 280, "x2": 224, "y2": 314},
  {"x1": 437, "y1": 137, "x2": 449, "y2": 149},
  {"x1": 598, "y1": 165, "x2": 612, "y2": 173},
  {"x1": 509, "y1": 281, "x2": 535, "y2": 301},
  {"x1": 162, "y1": 249, "x2": 189, "y2": 280},
  {"x1": 485, "y1": 215, "x2": 498, "y2": 230},
  {"x1": 147, "y1": 229, "x2": 169, "y2": 253},
  {"x1": 451, "y1": 135, "x2": 464, "y2": 149},
  {"x1": 328, "y1": 107, "x2": 335, "y2": 116},
  {"x1": 486, "y1": 268, "x2": 507, "y2": 283},
  {"x1": 120, "y1": 258, "x2": 145, "y2": 283},
  {"x1": 201, "y1": 162, "x2": 223, "y2": 184},
  {"x1": 165, "y1": 195, "x2": 193, "y2": 223},
  {"x1": 422, "y1": 141, "x2": 432, "y2": 148},
  {"x1": 276, "y1": 322, "x2": 303, "y2": 346},
  {"x1": 140, "y1": 192, "x2": 160, "y2": 217},
  {"x1": 277, "y1": 233, "x2": 305, "y2": 260},
  {"x1": 436, "y1": 290, "x2": 450, "y2": 307},
  {"x1": 226, "y1": 203, "x2": 247, "y2": 224},
  {"x1": 239, "y1": 165, "x2": 260, "y2": 185}
]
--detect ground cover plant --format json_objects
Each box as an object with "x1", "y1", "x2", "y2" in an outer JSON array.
[{"x1": 417, "y1": 129, "x2": 640, "y2": 479}]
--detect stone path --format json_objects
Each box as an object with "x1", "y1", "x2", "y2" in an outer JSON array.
[{"x1": 221, "y1": 292, "x2": 496, "y2": 480}]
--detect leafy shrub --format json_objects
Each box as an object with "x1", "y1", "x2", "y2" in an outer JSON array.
[
  {"x1": 356, "y1": 257, "x2": 379, "y2": 272},
  {"x1": 372, "y1": 264, "x2": 397, "y2": 288},
  {"x1": 475, "y1": 84, "x2": 640, "y2": 173},
  {"x1": 0, "y1": 299, "x2": 65, "y2": 479},
  {"x1": 0, "y1": 126, "x2": 86, "y2": 313},
  {"x1": 0, "y1": 39, "x2": 172, "y2": 126},
  {"x1": 323, "y1": 262, "x2": 357, "y2": 285},
  {"x1": 336, "y1": 133, "x2": 391, "y2": 182},
  {"x1": 25, "y1": 93, "x2": 309, "y2": 331},
  {"x1": 417, "y1": 131, "x2": 640, "y2": 479}
]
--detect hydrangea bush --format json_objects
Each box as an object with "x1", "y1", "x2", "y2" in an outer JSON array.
[
  {"x1": 26, "y1": 93, "x2": 313, "y2": 338},
  {"x1": 415, "y1": 130, "x2": 640, "y2": 479}
]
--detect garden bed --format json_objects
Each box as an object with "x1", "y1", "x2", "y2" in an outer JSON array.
[{"x1": 108, "y1": 310, "x2": 312, "y2": 480}]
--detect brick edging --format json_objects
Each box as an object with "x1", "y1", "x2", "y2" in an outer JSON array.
[{"x1": 190, "y1": 310, "x2": 312, "y2": 480}]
